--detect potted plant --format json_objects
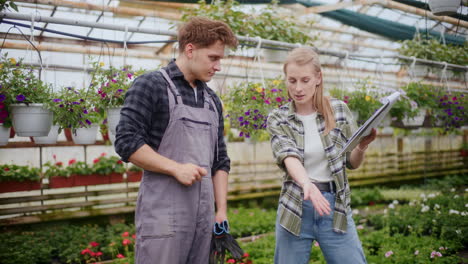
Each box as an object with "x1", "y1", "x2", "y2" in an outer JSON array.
[
  {"x1": 330, "y1": 79, "x2": 382, "y2": 126},
  {"x1": 182, "y1": 0, "x2": 315, "y2": 62},
  {"x1": 126, "y1": 164, "x2": 143, "y2": 182},
  {"x1": 428, "y1": 0, "x2": 461, "y2": 16},
  {"x1": 0, "y1": 54, "x2": 54, "y2": 137},
  {"x1": 433, "y1": 92, "x2": 466, "y2": 133},
  {"x1": 222, "y1": 78, "x2": 289, "y2": 142},
  {"x1": 398, "y1": 34, "x2": 467, "y2": 78},
  {"x1": 89, "y1": 61, "x2": 142, "y2": 137},
  {"x1": 44, "y1": 153, "x2": 125, "y2": 188},
  {"x1": 50, "y1": 87, "x2": 103, "y2": 144},
  {"x1": 400, "y1": 82, "x2": 438, "y2": 127},
  {"x1": 0, "y1": 92, "x2": 10, "y2": 145},
  {"x1": 0, "y1": 164, "x2": 41, "y2": 193}
]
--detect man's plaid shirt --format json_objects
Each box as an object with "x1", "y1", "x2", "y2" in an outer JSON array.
[{"x1": 266, "y1": 99, "x2": 358, "y2": 235}]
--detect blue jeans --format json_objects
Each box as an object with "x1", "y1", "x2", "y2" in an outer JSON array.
[{"x1": 274, "y1": 192, "x2": 367, "y2": 264}]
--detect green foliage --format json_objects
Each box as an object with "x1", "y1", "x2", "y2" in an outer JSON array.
[
  {"x1": 0, "y1": 164, "x2": 40, "y2": 182},
  {"x1": 0, "y1": 0, "x2": 18, "y2": 12},
  {"x1": 228, "y1": 207, "x2": 276, "y2": 237},
  {"x1": 181, "y1": 0, "x2": 314, "y2": 45},
  {"x1": 89, "y1": 61, "x2": 143, "y2": 109},
  {"x1": 401, "y1": 82, "x2": 439, "y2": 109},
  {"x1": 398, "y1": 34, "x2": 468, "y2": 68},
  {"x1": 222, "y1": 78, "x2": 289, "y2": 141},
  {"x1": 50, "y1": 87, "x2": 102, "y2": 130},
  {"x1": 43, "y1": 153, "x2": 125, "y2": 178},
  {"x1": 351, "y1": 188, "x2": 384, "y2": 207},
  {"x1": 329, "y1": 79, "x2": 382, "y2": 125}
]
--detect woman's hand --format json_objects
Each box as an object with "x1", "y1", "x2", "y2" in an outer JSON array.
[
  {"x1": 357, "y1": 128, "x2": 377, "y2": 151},
  {"x1": 303, "y1": 182, "x2": 331, "y2": 216}
]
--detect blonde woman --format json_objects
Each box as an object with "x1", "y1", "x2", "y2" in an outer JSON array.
[{"x1": 267, "y1": 47, "x2": 376, "y2": 264}]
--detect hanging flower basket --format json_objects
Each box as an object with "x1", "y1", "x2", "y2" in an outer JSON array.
[
  {"x1": 72, "y1": 125, "x2": 99, "y2": 145},
  {"x1": 402, "y1": 109, "x2": 426, "y2": 127},
  {"x1": 0, "y1": 124, "x2": 10, "y2": 146},
  {"x1": 33, "y1": 125, "x2": 60, "y2": 144},
  {"x1": 106, "y1": 106, "x2": 122, "y2": 135},
  {"x1": 428, "y1": 0, "x2": 461, "y2": 16},
  {"x1": 10, "y1": 103, "x2": 53, "y2": 137}
]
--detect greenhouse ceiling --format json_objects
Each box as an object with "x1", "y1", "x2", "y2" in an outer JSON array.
[{"x1": 0, "y1": 0, "x2": 466, "y2": 93}]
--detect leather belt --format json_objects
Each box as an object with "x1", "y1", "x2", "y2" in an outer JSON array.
[{"x1": 313, "y1": 181, "x2": 336, "y2": 193}]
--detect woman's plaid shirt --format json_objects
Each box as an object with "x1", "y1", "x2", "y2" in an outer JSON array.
[{"x1": 266, "y1": 99, "x2": 358, "y2": 235}]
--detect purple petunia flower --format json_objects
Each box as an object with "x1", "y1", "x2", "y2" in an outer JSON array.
[
  {"x1": 72, "y1": 102, "x2": 80, "y2": 105},
  {"x1": 16, "y1": 94, "x2": 25, "y2": 102},
  {"x1": 59, "y1": 104, "x2": 64, "y2": 108},
  {"x1": 127, "y1": 73, "x2": 133, "y2": 78},
  {"x1": 245, "y1": 111, "x2": 250, "y2": 116},
  {"x1": 83, "y1": 109, "x2": 88, "y2": 114},
  {"x1": 53, "y1": 98, "x2": 62, "y2": 103},
  {"x1": 111, "y1": 79, "x2": 117, "y2": 83},
  {"x1": 238, "y1": 116, "x2": 244, "y2": 122},
  {"x1": 0, "y1": 94, "x2": 5, "y2": 102},
  {"x1": 117, "y1": 89, "x2": 124, "y2": 93},
  {"x1": 271, "y1": 89, "x2": 278, "y2": 92},
  {"x1": 85, "y1": 119, "x2": 92, "y2": 125},
  {"x1": 239, "y1": 131, "x2": 244, "y2": 137}
]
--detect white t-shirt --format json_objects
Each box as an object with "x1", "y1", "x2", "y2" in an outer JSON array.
[{"x1": 297, "y1": 113, "x2": 333, "y2": 183}]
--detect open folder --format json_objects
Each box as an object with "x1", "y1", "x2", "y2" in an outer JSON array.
[{"x1": 338, "y1": 91, "x2": 401, "y2": 157}]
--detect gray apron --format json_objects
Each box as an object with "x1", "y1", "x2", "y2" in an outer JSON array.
[{"x1": 135, "y1": 69, "x2": 219, "y2": 264}]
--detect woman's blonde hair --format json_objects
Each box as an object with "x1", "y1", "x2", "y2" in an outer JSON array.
[{"x1": 283, "y1": 47, "x2": 335, "y2": 135}]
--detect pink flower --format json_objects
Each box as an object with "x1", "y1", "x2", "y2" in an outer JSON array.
[
  {"x1": 264, "y1": 100, "x2": 271, "y2": 105},
  {"x1": 93, "y1": 158, "x2": 100, "y2": 164},
  {"x1": 122, "y1": 239, "x2": 132, "y2": 245},
  {"x1": 430, "y1": 251, "x2": 442, "y2": 258},
  {"x1": 122, "y1": 231, "x2": 129, "y2": 237},
  {"x1": 90, "y1": 241, "x2": 99, "y2": 247},
  {"x1": 414, "y1": 250, "x2": 419, "y2": 255},
  {"x1": 357, "y1": 225, "x2": 364, "y2": 230},
  {"x1": 68, "y1": 159, "x2": 76, "y2": 165},
  {"x1": 127, "y1": 73, "x2": 133, "y2": 79},
  {"x1": 226, "y1": 259, "x2": 236, "y2": 263},
  {"x1": 100, "y1": 152, "x2": 107, "y2": 157},
  {"x1": 252, "y1": 96, "x2": 257, "y2": 100},
  {"x1": 132, "y1": 234, "x2": 136, "y2": 239},
  {"x1": 96, "y1": 251, "x2": 103, "y2": 256},
  {"x1": 243, "y1": 252, "x2": 249, "y2": 258},
  {"x1": 385, "y1": 251, "x2": 393, "y2": 258},
  {"x1": 314, "y1": 241, "x2": 320, "y2": 247},
  {"x1": 117, "y1": 253, "x2": 125, "y2": 258},
  {"x1": 276, "y1": 97, "x2": 282, "y2": 102},
  {"x1": 81, "y1": 248, "x2": 91, "y2": 255}
]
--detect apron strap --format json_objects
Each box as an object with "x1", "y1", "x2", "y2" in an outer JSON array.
[{"x1": 159, "y1": 68, "x2": 181, "y2": 106}]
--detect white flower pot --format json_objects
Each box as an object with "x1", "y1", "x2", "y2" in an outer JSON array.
[
  {"x1": 11, "y1": 104, "x2": 53, "y2": 137},
  {"x1": 402, "y1": 109, "x2": 426, "y2": 127},
  {"x1": 107, "y1": 107, "x2": 122, "y2": 135},
  {"x1": 33, "y1": 125, "x2": 59, "y2": 144},
  {"x1": 263, "y1": 49, "x2": 289, "y2": 63},
  {"x1": 0, "y1": 124, "x2": 10, "y2": 146},
  {"x1": 428, "y1": 0, "x2": 461, "y2": 16},
  {"x1": 72, "y1": 125, "x2": 99, "y2": 145}
]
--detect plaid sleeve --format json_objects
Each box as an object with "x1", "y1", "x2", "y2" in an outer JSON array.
[
  {"x1": 266, "y1": 109, "x2": 302, "y2": 170},
  {"x1": 341, "y1": 101, "x2": 358, "y2": 169},
  {"x1": 210, "y1": 92, "x2": 231, "y2": 175},
  {"x1": 114, "y1": 73, "x2": 160, "y2": 162}
]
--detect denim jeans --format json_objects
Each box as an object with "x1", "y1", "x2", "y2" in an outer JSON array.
[{"x1": 274, "y1": 192, "x2": 367, "y2": 264}]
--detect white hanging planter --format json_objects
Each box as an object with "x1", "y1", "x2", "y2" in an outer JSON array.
[
  {"x1": 72, "y1": 124, "x2": 99, "y2": 145},
  {"x1": 107, "y1": 106, "x2": 122, "y2": 135},
  {"x1": 0, "y1": 124, "x2": 10, "y2": 146},
  {"x1": 402, "y1": 109, "x2": 426, "y2": 127},
  {"x1": 33, "y1": 125, "x2": 60, "y2": 144},
  {"x1": 409, "y1": 65, "x2": 432, "y2": 78},
  {"x1": 11, "y1": 103, "x2": 53, "y2": 137},
  {"x1": 428, "y1": 0, "x2": 461, "y2": 16},
  {"x1": 263, "y1": 49, "x2": 289, "y2": 63}
]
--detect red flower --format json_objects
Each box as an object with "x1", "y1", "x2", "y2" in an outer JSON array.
[
  {"x1": 55, "y1": 161, "x2": 63, "y2": 166},
  {"x1": 96, "y1": 251, "x2": 103, "y2": 256},
  {"x1": 122, "y1": 239, "x2": 132, "y2": 245},
  {"x1": 227, "y1": 259, "x2": 236, "y2": 263},
  {"x1": 122, "y1": 231, "x2": 129, "y2": 237},
  {"x1": 243, "y1": 252, "x2": 250, "y2": 258},
  {"x1": 93, "y1": 158, "x2": 100, "y2": 164},
  {"x1": 68, "y1": 159, "x2": 76, "y2": 165},
  {"x1": 132, "y1": 234, "x2": 136, "y2": 239},
  {"x1": 90, "y1": 251, "x2": 96, "y2": 257},
  {"x1": 4, "y1": 167, "x2": 9, "y2": 171},
  {"x1": 117, "y1": 160, "x2": 123, "y2": 164},
  {"x1": 81, "y1": 248, "x2": 91, "y2": 255},
  {"x1": 100, "y1": 152, "x2": 107, "y2": 157},
  {"x1": 117, "y1": 253, "x2": 125, "y2": 259},
  {"x1": 90, "y1": 241, "x2": 99, "y2": 247}
]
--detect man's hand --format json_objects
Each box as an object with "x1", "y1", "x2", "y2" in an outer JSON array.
[
  {"x1": 174, "y1": 163, "x2": 207, "y2": 186},
  {"x1": 303, "y1": 182, "x2": 331, "y2": 216}
]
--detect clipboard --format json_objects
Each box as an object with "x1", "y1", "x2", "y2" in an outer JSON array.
[{"x1": 338, "y1": 91, "x2": 400, "y2": 156}]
